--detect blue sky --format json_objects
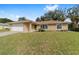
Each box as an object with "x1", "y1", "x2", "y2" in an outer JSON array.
[{"x1": 0, "y1": 4, "x2": 76, "y2": 21}]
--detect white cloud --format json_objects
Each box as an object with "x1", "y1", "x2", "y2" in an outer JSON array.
[{"x1": 44, "y1": 4, "x2": 59, "y2": 11}]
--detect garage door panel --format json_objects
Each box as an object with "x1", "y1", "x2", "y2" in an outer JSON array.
[{"x1": 10, "y1": 23, "x2": 23, "y2": 32}]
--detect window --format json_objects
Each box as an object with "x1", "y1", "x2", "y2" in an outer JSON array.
[
  {"x1": 57, "y1": 23, "x2": 62, "y2": 30},
  {"x1": 41, "y1": 24, "x2": 48, "y2": 29}
]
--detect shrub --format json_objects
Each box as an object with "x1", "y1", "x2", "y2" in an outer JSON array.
[
  {"x1": 74, "y1": 28, "x2": 79, "y2": 32},
  {"x1": 38, "y1": 28, "x2": 45, "y2": 32},
  {"x1": 5, "y1": 28, "x2": 10, "y2": 31}
]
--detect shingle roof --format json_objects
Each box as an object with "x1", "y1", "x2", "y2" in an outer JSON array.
[
  {"x1": 8, "y1": 20, "x2": 67, "y2": 25},
  {"x1": 35, "y1": 20, "x2": 67, "y2": 25}
]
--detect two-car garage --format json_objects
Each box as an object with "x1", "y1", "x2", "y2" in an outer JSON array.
[
  {"x1": 10, "y1": 23, "x2": 24, "y2": 32},
  {"x1": 9, "y1": 21, "x2": 32, "y2": 32}
]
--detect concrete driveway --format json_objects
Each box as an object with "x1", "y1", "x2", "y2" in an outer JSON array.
[{"x1": 0, "y1": 32, "x2": 18, "y2": 37}]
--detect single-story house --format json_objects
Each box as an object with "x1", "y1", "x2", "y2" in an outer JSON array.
[{"x1": 8, "y1": 20, "x2": 68, "y2": 32}]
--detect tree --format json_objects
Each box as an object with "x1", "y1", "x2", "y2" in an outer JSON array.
[
  {"x1": 36, "y1": 9, "x2": 65, "y2": 21},
  {"x1": 18, "y1": 17, "x2": 26, "y2": 21},
  {"x1": 36, "y1": 17, "x2": 41, "y2": 22},
  {"x1": 67, "y1": 5, "x2": 79, "y2": 30},
  {"x1": 40, "y1": 16, "x2": 45, "y2": 21},
  {"x1": 0, "y1": 18, "x2": 13, "y2": 23}
]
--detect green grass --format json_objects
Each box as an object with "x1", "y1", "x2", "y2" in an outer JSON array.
[{"x1": 0, "y1": 32, "x2": 79, "y2": 55}]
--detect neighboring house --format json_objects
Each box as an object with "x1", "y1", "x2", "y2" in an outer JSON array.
[
  {"x1": 8, "y1": 20, "x2": 68, "y2": 32},
  {"x1": 0, "y1": 23, "x2": 9, "y2": 30}
]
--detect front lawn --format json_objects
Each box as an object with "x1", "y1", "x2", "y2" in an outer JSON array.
[{"x1": 0, "y1": 32, "x2": 79, "y2": 55}]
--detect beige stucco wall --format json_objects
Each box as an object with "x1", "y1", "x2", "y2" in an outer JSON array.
[
  {"x1": 23, "y1": 23, "x2": 30, "y2": 32},
  {"x1": 36, "y1": 24, "x2": 57, "y2": 31},
  {"x1": 36, "y1": 24, "x2": 68, "y2": 31},
  {"x1": 23, "y1": 23, "x2": 68, "y2": 32},
  {"x1": 48, "y1": 24, "x2": 56, "y2": 31},
  {"x1": 62, "y1": 24, "x2": 68, "y2": 31},
  {"x1": 23, "y1": 23, "x2": 36, "y2": 32}
]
